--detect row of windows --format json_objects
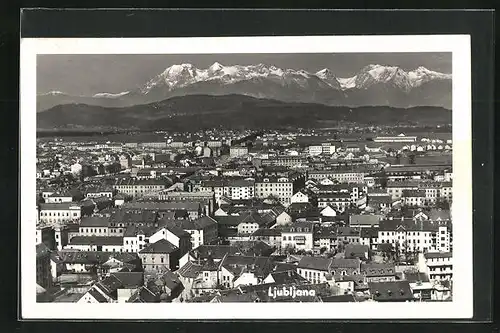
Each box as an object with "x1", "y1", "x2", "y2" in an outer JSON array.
[
  {"x1": 380, "y1": 231, "x2": 434, "y2": 236},
  {"x1": 40, "y1": 212, "x2": 79, "y2": 217}
]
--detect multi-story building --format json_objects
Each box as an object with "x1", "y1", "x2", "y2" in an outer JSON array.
[
  {"x1": 38, "y1": 202, "x2": 81, "y2": 225},
  {"x1": 262, "y1": 156, "x2": 306, "y2": 168},
  {"x1": 158, "y1": 190, "x2": 215, "y2": 216},
  {"x1": 141, "y1": 142, "x2": 167, "y2": 149},
  {"x1": 401, "y1": 190, "x2": 427, "y2": 207},
  {"x1": 418, "y1": 252, "x2": 453, "y2": 282},
  {"x1": 281, "y1": 222, "x2": 315, "y2": 251},
  {"x1": 36, "y1": 243, "x2": 53, "y2": 289},
  {"x1": 45, "y1": 192, "x2": 73, "y2": 203},
  {"x1": 373, "y1": 135, "x2": 417, "y2": 143},
  {"x1": 113, "y1": 178, "x2": 168, "y2": 199},
  {"x1": 227, "y1": 179, "x2": 255, "y2": 200},
  {"x1": 378, "y1": 219, "x2": 451, "y2": 254},
  {"x1": 308, "y1": 145, "x2": 323, "y2": 156},
  {"x1": 317, "y1": 193, "x2": 352, "y2": 211},
  {"x1": 229, "y1": 146, "x2": 249, "y2": 158},
  {"x1": 308, "y1": 170, "x2": 365, "y2": 184},
  {"x1": 255, "y1": 176, "x2": 298, "y2": 206}
]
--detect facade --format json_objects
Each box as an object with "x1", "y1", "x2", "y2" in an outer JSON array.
[
  {"x1": 39, "y1": 203, "x2": 81, "y2": 225},
  {"x1": 281, "y1": 222, "x2": 315, "y2": 251},
  {"x1": 378, "y1": 219, "x2": 452, "y2": 254},
  {"x1": 308, "y1": 170, "x2": 365, "y2": 184},
  {"x1": 373, "y1": 135, "x2": 417, "y2": 143},
  {"x1": 36, "y1": 243, "x2": 53, "y2": 289},
  {"x1": 113, "y1": 178, "x2": 168, "y2": 199},
  {"x1": 418, "y1": 252, "x2": 453, "y2": 282},
  {"x1": 229, "y1": 146, "x2": 249, "y2": 158},
  {"x1": 254, "y1": 176, "x2": 297, "y2": 206}
]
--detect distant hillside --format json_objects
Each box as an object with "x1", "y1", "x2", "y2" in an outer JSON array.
[{"x1": 37, "y1": 94, "x2": 452, "y2": 132}]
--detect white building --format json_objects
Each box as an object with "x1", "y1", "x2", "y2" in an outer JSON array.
[
  {"x1": 229, "y1": 146, "x2": 249, "y2": 158},
  {"x1": 418, "y1": 252, "x2": 453, "y2": 282},
  {"x1": 255, "y1": 177, "x2": 295, "y2": 206},
  {"x1": 378, "y1": 219, "x2": 451, "y2": 254},
  {"x1": 290, "y1": 191, "x2": 309, "y2": 204},
  {"x1": 39, "y1": 203, "x2": 81, "y2": 225},
  {"x1": 281, "y1": 222, "x2": 314, "y2": 251}
]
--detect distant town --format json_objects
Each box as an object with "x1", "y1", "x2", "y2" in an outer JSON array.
[{"x1": 35, "y1": 127, "x2": 453, "y2": 303}]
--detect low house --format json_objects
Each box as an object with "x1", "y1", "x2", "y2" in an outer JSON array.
[{"x1": 138, "y1": 239, "x2": 179, "y2": 272}]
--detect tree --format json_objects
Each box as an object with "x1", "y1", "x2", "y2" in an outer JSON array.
[{"x1": 408, "y1": 154, "x2": 416, "y2": 165}]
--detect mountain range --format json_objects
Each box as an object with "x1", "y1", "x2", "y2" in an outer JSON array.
[
  {"x1": 37, "y1": 94, "x2": 452, "y2": 132},
  {"x1": 37, "y1": 63, "x2": 452, "y2": 112}
]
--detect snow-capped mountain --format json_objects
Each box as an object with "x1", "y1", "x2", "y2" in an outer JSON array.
[
  {"x1": 139, "y1": 62, "x2": 332, "y2": 94},
  {"x1": 37, "y1": 62, "x2": 452, "y2": 111},
  {"x1": 334, "y1": 64, "x2": 452, "y2": 92},
  {"x1": 92, "y1": 91, "x2": 130, "y2": 98}
]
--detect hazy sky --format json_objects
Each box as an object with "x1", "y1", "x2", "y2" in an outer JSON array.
[{"x1": 37, "y1": 53, "x2": 451, "y2": 95}]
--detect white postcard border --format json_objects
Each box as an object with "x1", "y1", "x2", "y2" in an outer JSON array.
[{"x1": 20, "y1": 35, "x2": 472, "y2": 320}]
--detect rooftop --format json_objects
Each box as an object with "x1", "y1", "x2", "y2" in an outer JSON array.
[
  {"x1": 68, "y1": 236, "x2": 124, "y2": 246},
  {"x1": 139, "y1": 239, "x2": 178, "y2": 254}
]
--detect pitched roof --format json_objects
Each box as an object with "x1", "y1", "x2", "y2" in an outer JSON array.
[
  {"x1": 68, "y1": 236, "x2": 123, "y2": 246},
  {"x1": 251, "y1": 228, "x2": 281, "y2": 237},
  {"x1": 379, "y1": 219, "x2": 440, "y2": 232},
  {"x1": 87, "y1": 288, "x2": 108, "y2": 303},
  {"x1": 176, "y1": 261, "x2": 203, "y2": 278},
  {"x1": 95, "y1": 274, "x2": 123, "y2": 297},
  {"x1": 140, "y1": 239, "x2": 178, "y2": 254},
  {"x1": 424, "y1": 251, "x2": 452, "y2": 259},
  {"x1": 368, "y1": 281, "x2": 414, "y2": 302},
  {"x1": 111, "y1": 272, "x2": 144, "y2": 288},
  {"x1": 349, "y1": 214, "x2": 383, "y2": 226},
  {"x1": 267, "y1": 270, "x2": 308, "y2": 285},
  {"x1": 39, "y1": 202, "x2": 80, "y2": 210},
  {"x1": 404, "y1": 272, "x2": 430, "y2": 283},
  {"x1": 297, "y1": 256, "x2": 332, "y2": 271},
  {"x1": 344, "y1": 244, "x2": 370, "y2": 258},
  {"x1": 360, "y1": 263, "x2": 396, "y2": 277},
  {"x1": 79, "y1": 217, "x2": 109, "y2": 227},
  {"x1": 330, "y1": 258, "x2": 360, "y2": 269},
  {"x1": 123, "y1": 201, "x2": 201, "y2": 211}
]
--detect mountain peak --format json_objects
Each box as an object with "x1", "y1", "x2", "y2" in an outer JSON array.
[
  {"x1": 209, "y1": 62, "x2": 224, "y2": 71},
  {"x1": 316, "y1": 68, "x2": 331, "y2": 75}
]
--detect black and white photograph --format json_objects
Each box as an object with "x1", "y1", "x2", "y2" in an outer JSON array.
[{"x1": 20, "y1": 35, "x2": 472, "y2": 319}]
